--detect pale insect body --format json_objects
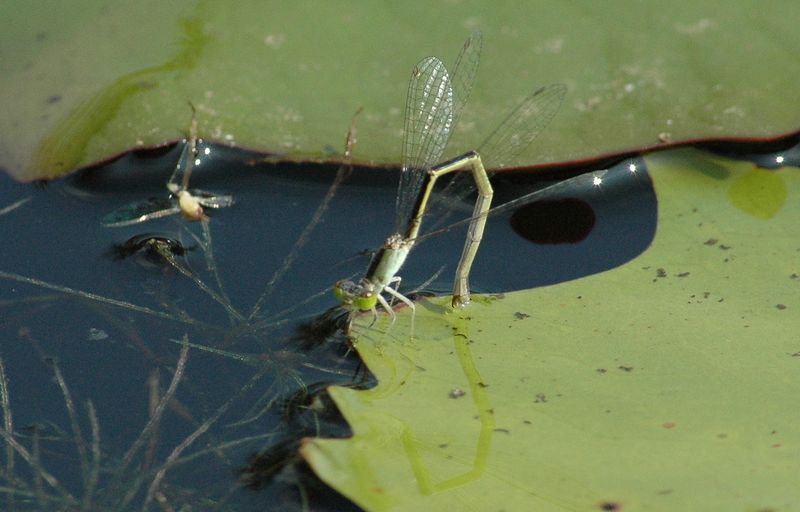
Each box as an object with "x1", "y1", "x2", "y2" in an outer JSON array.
[
  {"x1": 335, "y1": 31, "x2": 566, "y2": 330},
  {"x1": 102, "y1": 107, "x2": 234, "y2": 227}
]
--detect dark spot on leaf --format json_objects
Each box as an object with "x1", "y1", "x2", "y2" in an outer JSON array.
[
  {"x1": 719, "y1": 244, "x2": 731, "y2": 250},
  {"x1": 618, "y1": 365, "x2": 633, "y2": 372},
  {"x1": 510, "y1": 198, "x2": 595, "y2": 244},
  {"x1": 596, "y1": 368, "x2": 607, "y2": 374},
  {"x1": 46, "y1": 94, "x2": 62, "y2": 104},
  {"x1": 656, "y1": 268, "x2": 667, "y2": 278},
  {"x1": 662, "y1": 422, "x2": 676, "y2": 429},
  {"x1": 676, "y1": 272, "x2": 690, "y2": 277},
  {"x1": 448, "y1": 388, "x2": 466, "y2": 399},
  {"x1": 514, "y1": 312, "x2": 530, "y2": 320},
  {"x1": 534, "y1": 393, "x2": 547, "y2": 403},
  {"x1": 598, "y1": 501, "x2": 621, "y2": 511},
  {"x1": 493, "y1": 428, "x2": 510, "y2": 434},
  {"x1": 704, "y1": 238, "x2": 718, "y2": 246},
  {"x1": 776, "y1": 304, "x2": 787, "y2": 310}
]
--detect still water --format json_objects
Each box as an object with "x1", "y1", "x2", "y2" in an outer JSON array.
[{"x1": 0, "y1": 140, "x2": 657, "y2": 510}]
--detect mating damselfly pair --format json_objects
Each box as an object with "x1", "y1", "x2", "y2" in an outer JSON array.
[{"x1": 334, "y1": 31, "x2": 569, "y2": 324}]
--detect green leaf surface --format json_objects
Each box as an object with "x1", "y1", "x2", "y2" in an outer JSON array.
[
  {"x1": 3, "y1": 1, "x2": 800, "y2": 180},
  {"x1": 302, "y1": 149, "x2": 800, "y2": 510}
]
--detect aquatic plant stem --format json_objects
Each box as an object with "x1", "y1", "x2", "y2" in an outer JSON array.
[
  {"x1": 112, "y1": 339, "x2": 189, "y2": 497},
  {"x1": 50, "y1": 359, "x2": 90, "y2": 499},
  {"x1": 142, "y1": 371, "x2": 266, "y2": 510}
]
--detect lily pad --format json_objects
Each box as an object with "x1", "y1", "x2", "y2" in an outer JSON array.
[
  {"x1": 302, "y1": 149, "x2": 800, "y2": 510},
  {"x1": 4, "y1": 2, "x2": 800, "y2": 180}
]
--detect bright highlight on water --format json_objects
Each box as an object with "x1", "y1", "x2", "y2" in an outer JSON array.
[{"x1": 335, "y1": 31, "x2": 566, "y2": 325}]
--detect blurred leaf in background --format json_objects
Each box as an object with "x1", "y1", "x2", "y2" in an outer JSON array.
[{"x1": 2, "y1": 1, "x2": 800, "y2": 180}]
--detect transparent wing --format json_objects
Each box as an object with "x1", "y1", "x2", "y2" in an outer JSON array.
[
  {"x1": 102, "y1": 197, "x2": 180, "y2": 227},
  {"x1": 190, "y1": 190, "x2": 235, "y2": 209},
  {"x1": 393, "y1": 34, "x2": 483, "y2": 233},
  {"x1": 167, "y1": 139, "x2": 194, "y2": 194},
  {"x1": 394, "y1": 56, "x2": 455, "y2": 231},
  {"x1": 448, "y1": 31, "x2": 482, "y2": 136},
  {"x1": 427, "y1": 83, "x2": 567, "y2": 231},
  {"x1": 479, "y1": 83, "x2": 567, "y2": 170},
  {"x1": 168, "y1": 105, "x2": 199, "y2": 193}
]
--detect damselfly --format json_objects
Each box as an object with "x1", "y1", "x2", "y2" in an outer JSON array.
[{"x1": 102, "y1": 106, "x2": 234, "y2": 227}]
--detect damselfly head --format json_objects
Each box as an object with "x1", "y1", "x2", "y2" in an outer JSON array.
[{"x1": 334, "y1": 279, "x2": 378, "y2": 312}]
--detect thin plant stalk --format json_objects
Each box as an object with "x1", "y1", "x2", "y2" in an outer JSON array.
[
  {"x1": 248, "y1": 108, "x2": 362, "y2": 321},
  {"x1": 0, "y1": 271, "x2": 207, "y2": 327},
  {"x1": 82, "y1": 401, "x2": 100, "y2": 512},
  {"x1": 112, "y1": 339, "x2": 189, "y2": 492},
  {"x1": 141, "y1": 371, "x2": 266, "y2": 511},
  {"x1": 50, "y1": 359, "x2": 90, "y2": 495}
]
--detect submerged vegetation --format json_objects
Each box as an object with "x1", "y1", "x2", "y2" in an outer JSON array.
[{"x1": 0, "y1": 120, "x2": 370, "y2": 510}]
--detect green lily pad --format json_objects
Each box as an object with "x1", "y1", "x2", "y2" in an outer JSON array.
[
  {"x1": 4, "y1": 2, "x2": 800, "y2": 180},
  {"x1": 302, "y1": 149, "x2": 800, "y2": 510}
]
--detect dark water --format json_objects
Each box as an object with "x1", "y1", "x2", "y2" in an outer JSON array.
[{"x1": 0, "y1": 142, "x2": 658, "y2": 511}]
